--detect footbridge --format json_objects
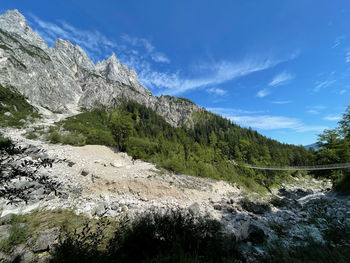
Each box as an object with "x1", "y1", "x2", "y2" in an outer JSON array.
[{"x1": 234, "y1": 162, "x2": 350, "y2": 171}]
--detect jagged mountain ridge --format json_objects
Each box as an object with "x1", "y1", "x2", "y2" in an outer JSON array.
[{"x1": 0, "y1": 9, "x2": 201, "y2": 127}]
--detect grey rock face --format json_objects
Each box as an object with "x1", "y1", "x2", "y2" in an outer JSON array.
[
  {"x1": 94, "y1": 202, "x2": 107, "y2": 216},
  {"x1": 188, "y1": 202, "x2": 200, "y2": 216},
  {"x1": 0, "y1": 224, "x2": 11, "y2": 242},
  {"x1": 32, "y1": 227, "x2": 60, "y2": 253},
  {"x1": 0, "y1": 10, "x2": 202, "y2": 127},
  {"x1": 96, "y1": 53, "x2": 151, "y2": 95},
  {"x1": 0, "y1": 10, "x2": 47, "y2": 49}
]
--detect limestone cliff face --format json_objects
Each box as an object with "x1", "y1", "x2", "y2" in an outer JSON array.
[{"x1": 0, "y1": 9, "x2": 201, "y2": 127}]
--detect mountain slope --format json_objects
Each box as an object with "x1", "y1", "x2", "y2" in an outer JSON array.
[{"x1": 0, "y1": 9, "x2": 200, "y2": 127}]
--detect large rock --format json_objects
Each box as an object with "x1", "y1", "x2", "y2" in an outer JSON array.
[
  {"x1": 93, "y1": 202, "x2": 107, "y2": 217},
  {"x1": 32, "y1": 227, "x2": 60, "y2": 253},
  {"x1": 10, "y1": 244, "x2": 35, "y2": 263},
  {"x1": 239, "y1": 222, "x2": 266, "y2": 244},
  {"x1": 81, "y1": 169, "x2": 89, "y2": 176},
  {"x1": 0, "y1": 224, "x2": 11, "y2": 242},
  {"x1": 188, "y1": 202, "x2": 200, "y2": 216},
  {"x1": 0, "y1": 10, "x2": 47, "y2": 49},
  {"x1": 246, "y1": 224, "x2": 266, "y2": 244}
]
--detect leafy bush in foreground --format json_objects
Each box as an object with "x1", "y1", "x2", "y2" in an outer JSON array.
[{"x1": 50, "y1": 211, "x2": 238, "y2": 263}]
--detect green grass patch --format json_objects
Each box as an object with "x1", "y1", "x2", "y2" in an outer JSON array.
[
  {"x1": 0, "y1": 219, "x2": 28, "y2": 252},
  {"x1": 268, "y1": 240, "x2": 350, "y2": 263},
  {"x1": 0, "y1": 85, "x2": 40, "y2": 127}
]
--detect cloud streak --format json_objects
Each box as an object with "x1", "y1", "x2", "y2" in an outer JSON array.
[
  {"x1": 121, "y1": 34, "x2": 170, "y2": 63},
  {"x1": 229, "y1": 115, "x2": 327, "y2": 132},
  {"x1": 207, "y1": 107, "x2": 265, "y2": 115},
  {"x1": 272, "y1": 100, "x2": 292, "y2": 104},
  {"x1": 207, "y1": 88, "x2": 227, "y2": 96},
  {"x1": 332, "y1": 35, "x2": 346, "y2": 48},
  {"x1": 134, "y1": 53, "x2": 298, "y2": 95},
  {"x1": 269, "y1": 71, "x2": 294, "y2": 86},
  {"x1": 346, "y1": 51, "x2": 350, "y2": 63},
  {"x1": 256, "y1": 88, "x2": 270, "y2": 98},
  {"x1": 209, "y1": 107, "x2": 327, "y2": 132},
  {"x1": 28, "y1": 13, "x2": 299, "y2": 97},
  {"x1": 28, "y1": 14, "x2": 117, "y2": 61},
  {"x1": 314, "y1": 72, "x2": 336, "y2": 92},
  {"x1": 323, "y1": 115, "x2": 341, "y2": 121}
]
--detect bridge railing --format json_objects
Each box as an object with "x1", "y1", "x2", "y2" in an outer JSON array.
[{"x1": 230, "y1": 160, "x2": 350, "y2": 171}]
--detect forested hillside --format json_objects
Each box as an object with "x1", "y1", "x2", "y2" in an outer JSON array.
[{"x1": 46, "y1": 101, "x2": 311, "y2": 192}]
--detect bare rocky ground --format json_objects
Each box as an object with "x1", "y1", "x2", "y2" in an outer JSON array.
[{"x1": 1, "y1": 112, "x2": 350, "y2": 262}]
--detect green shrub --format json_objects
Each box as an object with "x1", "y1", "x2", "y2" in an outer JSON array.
[
  {"x1": 0, "y1": 223, "x2": 28, "y2": 252},
  {"x1": 48, "y1": 130, "x2": 62, "y2": 144},
  {"x1": 333, "y1": 170, "x2": 350, "y2": 191},
  {"x1": 268, "y1": 240, "x2": 350, "y2": 263},
  {"x1": 86, "y1": 129, "x2": 115, "y2": 145},
  {"x1": 61, "y1": 132, "x2": 86, "y2": 146},
  {"x1": 50, "y1": 210, "x2": 238, "y2": 263},
  {"x1": 0, "y1": 85, "x2": 40, "y2": 127},
  {"x1": 0, "y1": 135, "x2": 11, "y2": 149},
  {"x1": 26, "y1": 131, "x2": 38, "y2": 140}
]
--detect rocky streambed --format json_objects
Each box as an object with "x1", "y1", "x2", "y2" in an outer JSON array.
[{"x1": 0, "y1": 115, "x2": 350, "y2": 262}]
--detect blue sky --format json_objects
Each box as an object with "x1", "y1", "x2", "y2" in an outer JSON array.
[{"x1": 2, "y1": 1, "x2": 350, "y2": 145}]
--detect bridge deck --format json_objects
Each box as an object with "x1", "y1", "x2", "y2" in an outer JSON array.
[{"x1": 240, "y1": 163, "x2": 350, "y2": 171}]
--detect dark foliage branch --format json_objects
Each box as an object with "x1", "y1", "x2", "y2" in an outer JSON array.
[{"x1": 0, "y1": 137, "x2": 61, "y2": 205}]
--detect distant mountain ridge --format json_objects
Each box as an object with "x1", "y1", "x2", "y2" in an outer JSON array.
[
  {"x1": 0, "y1": 9, "x2": 201, "y2": 127},
  {"x1": 304, "y1": 143, "x2": 319, "y2": 150}
]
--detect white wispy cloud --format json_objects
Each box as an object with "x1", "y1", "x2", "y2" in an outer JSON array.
[
  {"x1": 272, "y1": 100, "x2": 292, "y2": 104},
  {"x1": 228, "y1": 115, "x2": 327, "y2": 132},
  {"x1": 207, "y1": 88, "x2": 227, "y2": 96},
  {"x1": 307, "y1": 110, "x2": 320, "y2": 114},
  {"x1": 346, "y1": 51, "x2": 350, "y2": 63},
  {"x1": 27, "y1": 13, "x2": 298, "y2": 96},
  {"x1": 28, "y1": 14, "x2": 117, "y2": 61},
  {"x1": 209, "y1": 107, "x2": 327, "y2": 132},
  {"x1": 151, "y1": 52, "x2": 170, "y2": 63},
  {"x1": 306, "y1": 105, "x2": 327, "y2": 115},
  {"x1": 332, "y1": 35, "x2": 346, "y2": 48},
  {"x1": 208, "y1": 107, "x2": 265, "y2": 115},
  {"x1": 256, "y1": 88, "x2": 270, "y2": 98},
  {"x1": 269, "y1": 71, "x2": 294, "y2": 86},
  {"x1": 309, "y1": 105, "x2": 327, "y2": 110},
  {"x1": 314, "y1": 78, "x2": 336, "y2": 92},
  {"x1": 121, "y1": 34, "x2": 170, "y2": 63},
  {"x1": 323, "y1": 115, "x2": 341, "y2": 121},
  {"x1": 133, "y1": 53, "x2": 298, "y2": 95}
]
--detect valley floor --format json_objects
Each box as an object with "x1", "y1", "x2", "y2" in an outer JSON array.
[{"x1": 1, "y1": 112, "x2": 350, "y2": 262}]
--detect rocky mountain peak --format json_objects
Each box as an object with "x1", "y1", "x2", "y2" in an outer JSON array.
[
  {"x1": 95, "y1": 53, "x2": 152, "y2": 95},
  {"x1": 53, "y1": 38, "x2": 74, "y2": 49},
  {"x1": 52, "y1": 38, "x2": 95, "y2": 72},
  {"x1": 1, "y1": 9, "x2": 26, "y2": 25},
  {"x1": 0, "y1": 9, "x2": 47, "y2": 49},
  {"x1": 0, "y1": 9, "x2": 201, "y2": 126}
]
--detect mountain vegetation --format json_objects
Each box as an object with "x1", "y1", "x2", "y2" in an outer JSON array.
[
  {"x1": 0, "y1": 85, "x2": 40, "y2": 127},
  {"x1": 311, "y1": 106, "x2": 350, "y2": 191},
  {"x1": 46, "y1": 101, "x2": 312, "y2": 192}
]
